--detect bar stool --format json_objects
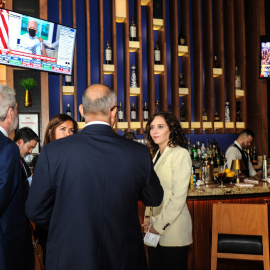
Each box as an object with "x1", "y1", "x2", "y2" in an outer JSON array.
[{"x1": 211, "y1": 203, "x2": 270, "y2": 270}]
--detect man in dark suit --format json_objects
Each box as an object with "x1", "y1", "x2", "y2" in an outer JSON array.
[
  {"x1": 0, "y1": 84, "x2": 33, "y2": 270},
  {"x1": 26, "y1": 84, "x2": 163, "y2": 270},
  {"x1": 14, "y1": 127, "x2": 40, "y2": 191}
]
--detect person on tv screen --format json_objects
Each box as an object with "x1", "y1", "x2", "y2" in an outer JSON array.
[{"x1": 20, "y1": 20, "x2": 47, "y2": 57}]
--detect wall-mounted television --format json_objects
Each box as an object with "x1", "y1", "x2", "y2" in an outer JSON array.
[
  {"x1": 0, "y1": 9, "x2": 76, "y2": 75},
  {"x1": 260, "y1": 35, "x2": 270, "y2": 78}
]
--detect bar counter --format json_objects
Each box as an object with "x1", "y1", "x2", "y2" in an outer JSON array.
[{"x1": 186, "y1": 180, "x2": 270, "y2": 270}]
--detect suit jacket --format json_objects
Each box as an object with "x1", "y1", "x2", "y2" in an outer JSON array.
[
  {"x1": 0, "y1": 131, "x2": 33, "y2": 270},
  {"x1": 26, "y1": 124, "x2": 163, "y2": 270},
  {"x1": 145, "y1": 145, "x2": 192, "y2": 246}
]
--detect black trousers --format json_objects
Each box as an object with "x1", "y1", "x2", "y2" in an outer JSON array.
[{"x1": 148, "y1": 243, "x2": 189, "y2": 270}]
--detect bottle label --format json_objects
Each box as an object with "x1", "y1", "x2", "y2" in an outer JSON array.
[
  {"x1": 130, "y1": 26, "x2": 136, "y2": 38},
  {"x1": 235, "y1": 76, "x2": 241, "y2": 89},
  {"x1": 143, "y1": 111, "x2": 148, "y2": 120},
  {"x1": 154, "y1": 50, "x2": 161, "y2": 61},
  {"x1": 66, "y1": 112, "x2": 72, "y2": 117},
  {"x1": 118, "y1": 111, "x2": 123, "y2": 120},
  {"x1": 131, "y1": 111, "x2": 136, "y2": 120},
  {"x1": 202, "y1": 115, "x2": 207, "y2": 121},
  {"x1": 105, "y1": 49, "x2": 112, "y2": 61}
]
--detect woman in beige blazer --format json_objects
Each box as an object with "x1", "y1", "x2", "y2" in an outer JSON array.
[{"x1": 143, "y1": 111, "x2": 192, "y2": 270}]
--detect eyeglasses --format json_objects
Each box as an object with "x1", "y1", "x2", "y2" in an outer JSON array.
[{"x1": 110, "y1": 105, "x2": 119, "y2": 113}]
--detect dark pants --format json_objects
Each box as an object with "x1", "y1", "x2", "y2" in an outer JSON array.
[{"x1": 148, "y1": 243, "x2": 189, "y2": 270}]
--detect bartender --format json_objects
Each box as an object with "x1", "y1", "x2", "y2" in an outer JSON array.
[{"x1": 225, "y1": 129, "x2": 261, "y2": 180}]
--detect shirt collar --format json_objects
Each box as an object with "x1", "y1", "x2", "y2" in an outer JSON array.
[
  {"x1": 234, "y1": 140, "x2": 242, "y2": 150},
  {"x1": 84, "y1": 121, "x2": 110, "y2": 128},
  {"x1": 0, "y1": 126, "x2": 8, "y2": 137}
]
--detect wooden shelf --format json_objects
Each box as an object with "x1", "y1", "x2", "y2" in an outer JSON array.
[
  {"x1": 225, "y1": 122, "x2": 235, "y2": 129},
  {"x1": 103, "y1": 64, "x2": 115, "y2": 74},
  {"x1": 213, "y1": 68, "x2": 223, "y2": 77},
  {"x1": 214, "y1": 122, "x2": 224, "y2": 129},
  {"x1": 179, "y1": 88, "x2": 189, "y2": 96},
  {"x1": 178, "y1": 45, "x2": 188, "y2": 56},
  {"x1": 191, "y1": 122, "x2": 201, "y2": 129},
  {"x1": 78, "y1": 122, "x2": 85, "y2": 130},
  {"x1": 62, "y1": 86, "x2": 74, "y2": 95},
  {"x1": 154, "y1": 65, "x2": 164, "y2": 74},
  {"x1": 153, "y1": 19, "x2": 163, "y2": 30},
  {"x1": 130, "y1": 87, "x2": 140, "y2": 96},
  {"x1": 116, "y1": 122, "x2": 128, "y2": 130},
  {"x1": 181, "y1": 122, "x2": 189, "y2": 129},
  {"x1": 130, "y1": 122, "x2": 141, "y2": 130},
  {"x1": 235, "y1": 89, "x2": 244, "y2": 98},
  {"x1": 129, "y1": 41, "x2": 140, "y2": 52},
  {"x1": 236, "y1": 122, "x2": 245, "y2": 129},
  {"x1": 202, "y1": 122, "x2": 212, "y2": 129},
  {"x1": 141, "y1": 0, "x2": 150, "y2": 6}
]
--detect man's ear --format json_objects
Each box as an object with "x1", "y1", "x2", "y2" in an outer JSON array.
[
  {"x1": 79, "y1": 104, "x2": 84, "y2": 117},
  {"x1": 16, "y1": 138, "x2": 24, "y2": 147}
]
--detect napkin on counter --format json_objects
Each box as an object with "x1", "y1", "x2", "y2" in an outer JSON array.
[
  {"x1": 196, "y1": 180, "x2": 205, "y2": 186},
  {"x1": 235, "y1": 183, "x2": 254, "y2": 187}
]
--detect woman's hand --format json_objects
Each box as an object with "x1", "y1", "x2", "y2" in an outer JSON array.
[
  {"x1": 141, "y1": 216, "x2": 150, "y2": 233},
  {"x1": 149, "y1": 224, "x2": 159, "y2": 235}
]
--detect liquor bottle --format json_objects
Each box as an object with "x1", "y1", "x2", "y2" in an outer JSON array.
[
  {"x1": 214, "y1": 110, "x2": 220, "y2": 122},
  {"x1": 118, "y1": 102, "x2": 123, "y2": 122},
  {"x1": 154, "y1": 42, "x2": 161, "y2": 65},
  {"x1": 235, "y1": 66, "x2": 241, "y2": 89},
  {"x1": 143, "y1": 102, "x2": 148, "y2": 121},
  {"x1": 155, "y1": 100, "x2": 160, "y2": 112},
  {"x1": 105, "y1": 40, "x2": 112, "y2": 64},
  {"x1": 225, "y1": 101, "x2": 230, "y2": 122},
  {"x1": 130, "y1": 18, "x2": 136, "y2": 41},
  {"x1": 262, "y1": 155, "x2": 268, "y2": 179},
  {"x1": 178, "y1": 29, "x2": 185, "y2": 46},
  {"x1": 250, "y1": 147, "x2": 254, "y2": 163},
  {"x1": 130, "y1": 102, "x2": 136, "y2": 122},
  {"x1": 153, "y1": 0, "x2": 163, "y2": 19},
  {"x1": 168, "y1": 104, "x2": 172, "y2": 113},
  {"x1": 65, "y1": 75, "x2": 72, "y2": 86},
  {"x1": 187, "y1": 137, "x2": 192, "y2": 156},
  {"x1": 179, "y1": 73, "x2": 185, "y2": 88},
  {"x1": 201, "y1": 141, "x2": 206, "y2": 156},
  {"x1": 66, "y1": 104, "x2": 72, "y2": 117},
  {"x1": 252, "y1": 146, "x2": 258, "y2": 165},
  {"x1": 180, "y1": 102, "x2": 186, "y2": 121},
  {"x1": 192, "y1": 144, "x2": 198, "y2": 160},
  {"x1": 213, "y1": 56, "x2": 220, "y2": 68},
  {"x1": 202, "y1": 108, "x2": 208, "y2": 122},
  {"x1": 236, "y1": 101, "x2": 241, "y2": 122},
  {"x1": 130, "y1": 65, "x2": 137, "y2": 88}
]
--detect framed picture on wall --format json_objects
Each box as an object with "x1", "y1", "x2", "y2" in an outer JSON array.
[{"x1": 18, "y1": 113, "x2": 40, "y2": 153}]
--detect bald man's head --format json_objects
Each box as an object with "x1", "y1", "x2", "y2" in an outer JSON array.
[{"x1": 82, "y1": 84, "x2": 117, "y2": 116}]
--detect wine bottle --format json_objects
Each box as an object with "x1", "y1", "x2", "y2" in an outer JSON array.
[
  {"x1": 153, "y1": 0, "x2": 163, "y2": 19},
  {"x1": 155, "y1": 100, "x2": 160, "y2": 112},
  {"x1": 130, "y1": 18, "x2": 136, "y2": 41},
  {"x1": 213, "y1": 56, "x2": 220, "y2": 68},
  {"x1": 168, "y1": 104, "x2": 172, "y2": 113},
  {"x1": 66, "y1": 104, "x2": 72, "y2": 117},
  {"x1": 154, "y1": 42, "x2": 161, "y2": 65},
  {"x1": 143, "y1": 102, "x2": 148, "y2": 121},
  {"x1": 180, "y1": 102, "x2": 186, "y2": 121},
  {"x1": 178, "y1": 30, "x2": 185, "y2": 46},
  {"x1": 202, "y1": 108, "x2": 208, "y2": 122},
  {"x1": 236, "y1": 101, "x2": 241, "y2": 122},
  {"x1": 65, "y1": 75, "x2": 72, "y2": 86},
  {"x1": 131, "y1": 102, "x2": 136, "y2": 122},
  {"x1": 252, "y1": 146, "x2": 258, "y2": 165},
  {"x1": 235, "y1": 66, "x2": 241, "y2": 89},
  {"x1": 105, "y1": 40, "x2": 112, "y2": 64},
  {"x1": 118, "y1": 102, "x2": 123, "y2": 122},
  {"x1": 225, "y1": 101, "x2": 230, "y2": 122},
  {"x1": 179, "y1": 73, "x2": 185, "y2": 88}
]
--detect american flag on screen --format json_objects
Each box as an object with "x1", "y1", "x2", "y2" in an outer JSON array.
[{"x1": 0, "y1": 9, "x2": 8, "y2": 49}]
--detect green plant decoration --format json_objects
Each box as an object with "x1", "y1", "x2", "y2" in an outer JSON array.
[
  {"x1": 20, "y1": 78, "x2": 37, "y2": 108},
  {"x1": 20, "y1": 78, "x2": 38, "y2": 90}
]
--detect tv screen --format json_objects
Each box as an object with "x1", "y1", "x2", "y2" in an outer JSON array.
[
  {"x1": 260, "y1": 35, "x2": 270, "y2": 78},
  {"x1": 0, "y1": 9, "x2": 76, "y2": 75}
]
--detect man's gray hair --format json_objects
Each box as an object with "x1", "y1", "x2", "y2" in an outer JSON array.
[
  {"x1": 0, "y1": 84, "x2": 16, "y2": 121},
  {"x1": 82, "y1": 85, "x2": 117, "y2": 115}
]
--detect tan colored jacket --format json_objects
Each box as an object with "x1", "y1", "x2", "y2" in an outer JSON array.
[{"x1": 145, "y1": 145, "x2": 192, "y2": 246}]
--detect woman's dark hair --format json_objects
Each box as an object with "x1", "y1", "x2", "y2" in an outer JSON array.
[
  {"x1": 145, "y1": 111, "x2": 187, "y2": 152},
  {"x1": 43, "y1": 114, "x2": 78, "y2": 145}
]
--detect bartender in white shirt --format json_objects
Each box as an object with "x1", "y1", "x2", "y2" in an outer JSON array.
[{"x1": 225, "y1": 129, "x2": 261, "y2": 180}]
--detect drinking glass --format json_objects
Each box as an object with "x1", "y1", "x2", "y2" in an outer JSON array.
[{"x1": 217, "y1": 166, "x2": 226, "y2": 188}]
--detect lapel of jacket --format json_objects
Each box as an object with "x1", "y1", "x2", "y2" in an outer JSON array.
[{"x1": 153, "y1": 146, "x2": 174, "y2": 173}]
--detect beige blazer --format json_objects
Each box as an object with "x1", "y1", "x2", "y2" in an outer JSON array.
[{"x1": 145, "y1": 145, "x2": 192, "y2": 246}]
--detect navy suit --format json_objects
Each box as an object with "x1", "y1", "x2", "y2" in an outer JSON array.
[
  {"x1": 26, "y1": 124, "x2": 163, "y2": 270},
  {"x1": 0, "y1": 131, "x2": 33, "y2": 270}
]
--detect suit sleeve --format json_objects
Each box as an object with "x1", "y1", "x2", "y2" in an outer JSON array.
[
  {"x1": 153, "y1": 149, "x2": 191, "y2": 235},
  {"x1": 25, "y1": 147, "x2": 54, "y2": 229},
  {"x1": 138, "y1": 150, "x2": 163, "y2": 207},
  {"x1": 0, "y1": 143, "x2": 20, "y2": 217}
]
